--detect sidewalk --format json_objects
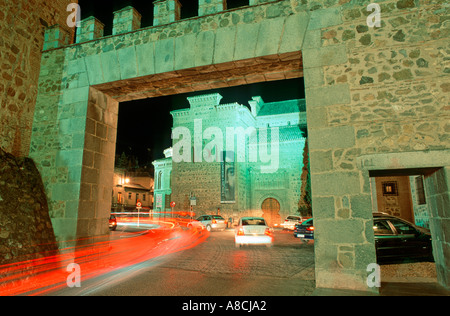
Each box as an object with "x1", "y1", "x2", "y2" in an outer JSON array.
[
  {"x1": 312, "y1": 281, "x2": 450, "y2": 296},
  {"x1": 379, "y1": 280, "x2": 450, "y2": 296}
]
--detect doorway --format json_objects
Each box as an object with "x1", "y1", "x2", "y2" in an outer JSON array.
[
  {"x1": 261, "y1": 197, "x2": 281, "y2": 227},
  {"x1": 369, "y1": 167, "x2": 446, "y2": 286}
]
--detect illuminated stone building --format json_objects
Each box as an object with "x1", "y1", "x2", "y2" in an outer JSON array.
[
  {"x1": 159, "y1": 93, "x2": 307, "y2": 226},
  {"x1": 152, "y1": 147, "x2": 173, "y2": 213}
]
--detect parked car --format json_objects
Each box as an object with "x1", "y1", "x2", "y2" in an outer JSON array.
[
  {"x1": 235, "y1": 217, "x2": 273, "y2": 247},
  {"x1": 373, "y1": 213, "x2": 433, "y2": 264},
  {"x1": 293, "y1": 214, "x2": 434, "y2": 264},
  {"x1": 109, "y1": 215, "x2": 117, "y2": 231},
  {"x1": 282, "y1": 215, "x2": 303, "y2": 230},
  {"x1": 188, "y1": 215, "x2": 227, "y2": 232},
  {"x1": 293, "y1": 218, "x2": 314, "y2": 241}
]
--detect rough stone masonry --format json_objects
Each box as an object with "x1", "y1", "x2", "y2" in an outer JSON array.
[
  {"x1": 0, "y1": 148, "x2": 57, "y2": 265},
  {"x1": 0, "y1": 0, "x2": 448, "y2": 293}
]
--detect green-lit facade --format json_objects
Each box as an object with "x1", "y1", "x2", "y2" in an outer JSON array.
[{"x1": 152, "y1": 93, "x2": 307, "y2": 226}]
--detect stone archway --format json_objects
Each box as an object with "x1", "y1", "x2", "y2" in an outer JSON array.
[
  {"x1": 261, "y1": 197, "x2": 281, "y2": 227},
  {"x1": 30, "y1": 2, "x2": 307, "y2": 246},
  {"x1": 28, "y1": 0, "x2": 450, "y2": 293}
]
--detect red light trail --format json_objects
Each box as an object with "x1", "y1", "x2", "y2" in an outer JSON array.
[{"x1": 0, "y1": 218, "x2": 209, "y2": 296}]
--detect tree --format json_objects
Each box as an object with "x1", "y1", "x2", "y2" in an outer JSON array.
[
  {"x1": 298, "y1": 139, "x2": 312, "y2": 217},
  {"x1": 116, "y1": 152, "x2": 129, "y2": 169}
]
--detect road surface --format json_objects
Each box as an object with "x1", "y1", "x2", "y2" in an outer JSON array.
[{"x1": 53, "y1": 228, "x2": 315, "y2": 296}]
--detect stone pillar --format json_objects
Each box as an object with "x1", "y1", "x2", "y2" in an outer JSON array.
[
  {"x1": 302, "y1": 7, "x2": 378, "y2": 294},
  {"x1": 425, "y1": 167, "x2": 450, "y2": 289},
  {"x1": 153, "y1": 0, "x2": 181, "y2": 26},
  {"x1": 43, "y1": 25, "x2": 70, "y2": 50},
  {"x1": 113, "y1": 6, "x2": 142, "y2": 36},
  {"x1": 77, "y1": 87, "x2": 118, "y2": 239},
  {"x1": 76, "y1": 16, "x2": 104, "y2": 43},
  {"x1": 198, "y1": 0, "x2": 226, "y2": 16}
]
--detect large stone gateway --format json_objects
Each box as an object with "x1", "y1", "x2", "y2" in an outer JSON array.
[{"x1": 23, "y1": 0, "x2": 450, "y2": 293}]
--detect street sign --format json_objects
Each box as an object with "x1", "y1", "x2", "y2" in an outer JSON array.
[
  {"x1": 170, "y1": 201, "x2": 176, "y2": 208},
  {"x1": 136, "y1": 200, "x2": 142, "y2": 227}
]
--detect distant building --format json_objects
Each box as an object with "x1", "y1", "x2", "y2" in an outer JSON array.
[
  {"x1": 112, "y1": 168, "x2": 153, "y2": 211},
  {"x1": 154, "y1": 93, "x2": 307, "y2": 226}
]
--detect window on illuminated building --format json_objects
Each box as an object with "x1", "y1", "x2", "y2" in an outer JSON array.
[{"x1": 157, "y1": 171, "x2": 162, "y2": 190}]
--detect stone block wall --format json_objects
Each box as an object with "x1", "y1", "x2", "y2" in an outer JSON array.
[
  {"x1": 113, "y1": 6, "x2": 142, "y2": 36},
  {"x1": 153, "y1": 0, "x2": 181, "y2": 26},
  {"x1": 303, "y1": 0, "x2": 449, "y2": 291},
  {"x1": 0, "y1": 0, "x2": 75, "y2": 157},
  {"x1": 76, "y1": 16, "x2": 105, "y2": 43},
  {"x1": 425, "y1": 167, "x2": 450, "y2": 288},
  {"x1": 198, "y1": 0, "x2": 227, "y2": 16}
]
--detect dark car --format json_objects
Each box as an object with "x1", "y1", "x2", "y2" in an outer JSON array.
[
  {"x1": 109, "y1": 215, "x2": 117, "y2": 231},
  {"x1": 294, "y1": 218, "x2": 314, "y2": 241},
  {"x1": 294, "y1": 214, "x2": 434, "y2": 264},
  {"x1": 373, "y1": 213, "x2": 433, "y2": 264}
]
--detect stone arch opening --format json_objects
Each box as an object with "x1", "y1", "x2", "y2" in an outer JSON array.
[
  {"x1": 40, "y1": 48, "x2": 304, "y2": 246},
  {"x1": 361, "y1": 152, "x2": 450, "y2": 289},
  {"x1": 29, "y1": 0, "x2": 450, "y2": 294},
  {"x1": 30, "y1": 0, "x2": 362, "y2": 293}
]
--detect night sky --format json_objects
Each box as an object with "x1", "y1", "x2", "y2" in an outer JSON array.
[{"x1": 78, "y1": 0, "x2": 305, "y2": 166}]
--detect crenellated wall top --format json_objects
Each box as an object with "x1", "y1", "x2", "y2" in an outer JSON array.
[{"x1": 43, "y1": 0, "x2": 292, "y2": 51}]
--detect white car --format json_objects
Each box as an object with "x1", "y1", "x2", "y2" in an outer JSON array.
[
  {"x1": 282, "y1": 215, "x2": 302, "y2": 230},
  {"x1": 235, "y1": 217, "x2": 273, "y2": 247},
  {"x1": 188, "y1": 215, "x2": 227, "y2": 232}
]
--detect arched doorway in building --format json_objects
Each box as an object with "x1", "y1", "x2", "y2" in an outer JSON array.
[{"x1": 261, "y1": 198, "x2": 281, "y2": 227}]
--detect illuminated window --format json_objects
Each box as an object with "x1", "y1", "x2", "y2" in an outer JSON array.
[
  {"x1": 382, "y1": 181, "x2": 397, "y2": 196},
  {"x1": 157, "y1": 171, "x2": 162, "y2": 190}
]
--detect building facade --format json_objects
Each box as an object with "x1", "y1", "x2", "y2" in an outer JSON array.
[
  {"x1": 111, "y1": 168, "x2": 153, "y2": 211},
  {"x1": 152, "y1": 148, "x2": 173, "y2": 213},
  {"x1": 161, "y1": 93, "x2": 306, "y2": 226}
]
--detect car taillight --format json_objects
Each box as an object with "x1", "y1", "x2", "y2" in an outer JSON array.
[
  {"x1": 265, "y1": 228, "x2": 273, "y2": 236},
  {"x1": 307, "y1": 226, "x2": 315, "y2": 231},
  {"x1": 237, "y1": 228, "x2": 245, "y2": 236}
]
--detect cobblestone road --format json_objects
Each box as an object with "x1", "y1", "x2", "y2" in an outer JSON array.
[{"x1": 59, "y1": 229, "x2": 316, "y2": 296}]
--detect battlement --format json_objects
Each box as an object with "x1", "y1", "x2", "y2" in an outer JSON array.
[
  {"x1": 187, "y1": 93, "x2": 223, "y2": 108},
  {"x1": 44, "y1": 0, "x2": 280, "y2": 49}
]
